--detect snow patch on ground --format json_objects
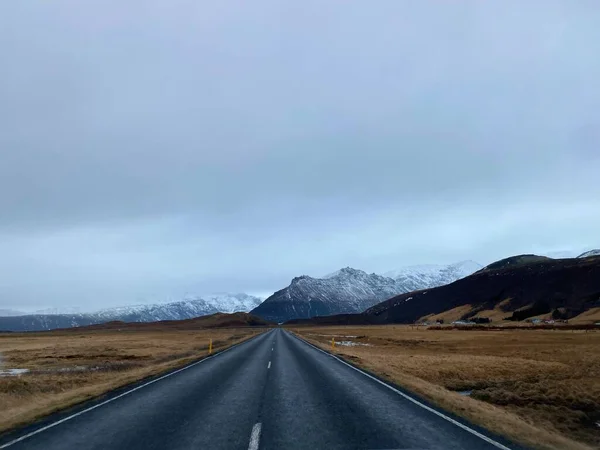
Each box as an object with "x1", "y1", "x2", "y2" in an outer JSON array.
[
  {"x1": 0, "y1": 366, "x2": 106, "y2": 376},
  {"x1": 56, "y1": 366, "x2": 92, "y2": 373},
  {"x1": 0, "y1": 368, "x2": 30, "y2": 377},
  {"x1": 337, "y1": 341, "x2": 372, "y2": 347},
  {"x1": 308, "y1": 334, "x2": 359, "y2": 338}
]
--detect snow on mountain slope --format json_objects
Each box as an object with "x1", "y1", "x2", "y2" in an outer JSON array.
[
  {"x1": 578, "y1": 249, "x2": 600, "y2": 258},
  {"x1": 384, "y1": 260, "x2": 482, "y2": 292},
  {"x1": 0, "y1": 294, "x2": 264, "y2": 332},
  {"x1": 91, "y1": 298, "x2": 220, "y2": 323},
  {"x1": 202, "y1": 293, "x2": 264, "y2": 313}
]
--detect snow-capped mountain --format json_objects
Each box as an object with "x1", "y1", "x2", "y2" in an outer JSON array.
[
  {"x1": 91, "y1": 298, "x2": 221, "y2": 323},
  {"x1": 251, "y1": 268, "x2": 402, "y2": 323},
  {"x1": 251, "y1": 261, "x2": 483, "y2": 324},
  {"x1": 91, "y1": 294, "x2": 263, "y2": 322},
  {"x1": 201, "y1": 293, "x2": 264, "y2": 313},
  {"x1": 0, "y1": 294, "x2": 264, "y2": 332},
  {"x1": 383, "y1": 260, "x2": 482, "y2": 292},
  {"x1": 578, "y1": 249, "x2": 600, "y2": 258}
]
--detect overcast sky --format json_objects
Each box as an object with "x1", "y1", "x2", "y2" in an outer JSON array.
[{"x1": 1, "y1": 1, "x2": 599, "y2": 312}]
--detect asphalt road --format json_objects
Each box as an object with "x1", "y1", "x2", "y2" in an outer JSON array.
[{"x1": 0, "y1": 329, "x2": 520, "y2": 450}]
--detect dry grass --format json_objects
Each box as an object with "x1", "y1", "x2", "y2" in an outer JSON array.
[
  {"x1": 570, "y1": 307, "x2": 600, "y2": 324},
  {"x1": 0, "y1": 327, "x2": 263, "y2": 433},
  {"x1": 421, "y1": 304, "x2": 474, "y2": 323},
  {"x1": 292, "y1": 325, "x2": 600, "y2": 450}
]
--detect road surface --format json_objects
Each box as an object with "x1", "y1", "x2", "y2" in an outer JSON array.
[{"x1": 0, "y1": 329, "x2": 520, "y2": 450}]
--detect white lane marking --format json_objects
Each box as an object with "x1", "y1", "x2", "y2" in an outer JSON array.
[
  {"x1": 0, "y1": 330, "x2": 274, "y2": 449},
  {"x1": 267, "y1": 361, "x2": 271, "y2": 369},
  {"x1": 248, "y1": 422, "x2": 262, "y2": 450},
  {"x1": 291, "y1": 332, "x2": 513, "y2": 450}
]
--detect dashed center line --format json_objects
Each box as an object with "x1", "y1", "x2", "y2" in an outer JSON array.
[
  {"x1": 248, "y1": 422, "x2": 262, "y2": 450},
  {"x1": 267, "y1": 361, "x2": 271, "y2": 369}
]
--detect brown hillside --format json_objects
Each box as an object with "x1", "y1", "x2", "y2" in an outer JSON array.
[{"x1": 59, "y1": 312, "x2": 274, "y2": 332}]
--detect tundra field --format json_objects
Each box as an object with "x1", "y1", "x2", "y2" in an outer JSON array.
[
  {"x1": 0, "y1": 326, "x2": 261, "y2": 434},
  {"x1": 292, "y1": 325, "x2": 600, "y2": 450}
]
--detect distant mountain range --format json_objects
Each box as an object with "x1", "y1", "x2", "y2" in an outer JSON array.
[
  {"x1": 250, "y1": 261, "x2": 481, "y2": 323},
  {"x1": 2, "y1": 261, "x2": 481, "y2": 331},
  {"x1": 0, "y1": 293, "x2": 263, "y2": 332},
  {"x1": 4, "y1": 250, "x2": 598, "y2": 331}
]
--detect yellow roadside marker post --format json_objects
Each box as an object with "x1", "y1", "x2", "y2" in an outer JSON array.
[
  {"x1": 331, "y1": 337, "x2": 335, "y2": 349},
  {"x1": 209, "y1": 339, "x2": 213, "y2": 355}
]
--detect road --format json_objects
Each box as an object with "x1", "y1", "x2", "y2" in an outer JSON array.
[{"x1": 0, "y1": 329, "x2": 520, "y2": 450}]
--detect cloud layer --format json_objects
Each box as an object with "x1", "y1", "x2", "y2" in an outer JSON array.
[{"x1": 1, "y1": 1, "x2": 598, "y2": 310}]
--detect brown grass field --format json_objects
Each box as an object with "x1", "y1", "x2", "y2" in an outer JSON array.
[
  {"x1": 0, "y1": 326, "x2": 263, "y2": 434},
  {"x1": 292, "y1": 325, "x2": 600, "y2": 450}
]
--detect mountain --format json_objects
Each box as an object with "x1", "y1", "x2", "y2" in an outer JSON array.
[
  {"x1": 201, "y1": 293, "x2": 264, "y2": 313},
  {"x1": 250, "y1": 268, "x2": 402, "y2": 323},
  {"x1": 578, "y1": 249, "x2": 600, "y2": 258},
  {"x1": 251, "y1": 261, "x2": 481, "y2": 323},
  {"x1": 364, "y1": 254, "x2": 600, "y2": 324},
  {"x1": 383, "y1": 260, "x2": 482, "y2": 292},
  {"x1": 0, "y1": 294, "x2": 264, "y2": 332}
]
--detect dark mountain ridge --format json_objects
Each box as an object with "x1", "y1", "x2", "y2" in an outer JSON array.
[{"x1": 365, "y1": 255, "x2": 600, "y2": 323}]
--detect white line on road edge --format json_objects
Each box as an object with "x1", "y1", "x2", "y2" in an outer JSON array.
[
  {"x1": 292, "y1": 332, "x2": 513, "y2": 450},
  {"x1": 0, "y1": 330, "x2": 275, "y2": 449},
  {"x1": 267, "y1": 361, "x2": 271, "y2": 369},
  {"x1": 248, "y1": 423, "x2": 262, "y2": 450}
]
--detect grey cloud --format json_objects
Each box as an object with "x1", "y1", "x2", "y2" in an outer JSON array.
[{"x1": 0, "y1": 1, "x2": 599, "y2": 310}]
